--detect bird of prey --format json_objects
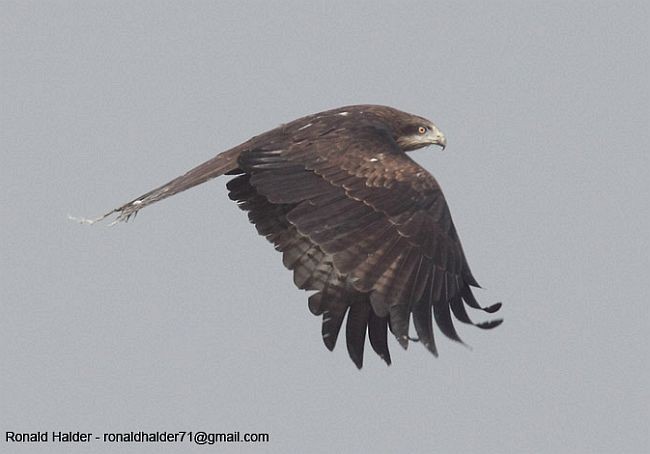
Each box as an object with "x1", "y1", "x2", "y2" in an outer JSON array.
[{"x1": 84, "y1": 104, "x2": 502, "y2": 368}]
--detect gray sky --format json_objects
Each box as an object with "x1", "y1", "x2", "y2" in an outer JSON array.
[{"x1": 2, "y1": 1, "x2": 649, "y2": 453}]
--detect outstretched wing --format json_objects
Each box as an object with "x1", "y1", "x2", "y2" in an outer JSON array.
[
  {"x1": 85, "y1": 147, "x2": 244, "y2": 224},
  {"x1": 227, "y1": 172, "x2": 393, "y2": 368},
  {"x1": 235, "y1": 124, "x2": 501, "y2": 365}
]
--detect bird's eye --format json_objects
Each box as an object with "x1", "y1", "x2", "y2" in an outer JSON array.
[{"x1": 418, "y1": 126, "x2": 427, "y2": 134}]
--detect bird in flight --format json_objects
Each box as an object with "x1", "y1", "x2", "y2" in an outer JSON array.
[{"x1": 80, "y1": 105, "x2": 502, "y2": 368}]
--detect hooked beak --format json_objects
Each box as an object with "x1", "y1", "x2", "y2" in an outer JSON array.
[{"x1": 431, "y1": 126, "x2": 446, "y2": 150}]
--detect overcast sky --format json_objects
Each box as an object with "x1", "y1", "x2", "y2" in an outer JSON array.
[{"x1": 2, "y1": 1, "x2": 649, "y2": 453}]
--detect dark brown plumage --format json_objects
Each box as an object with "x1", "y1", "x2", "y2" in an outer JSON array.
[{"x1": 93, "y1": 104, "x2": 502, "y2": 368}]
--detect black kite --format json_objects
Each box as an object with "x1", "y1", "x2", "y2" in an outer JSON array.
[{"x1": 84, "y1": 105, "x2": 502, "y2": 368}]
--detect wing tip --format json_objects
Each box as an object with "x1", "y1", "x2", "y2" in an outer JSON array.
[
  {"x1": 422, "y1": 341, "x2": 439, "y2": 357},
  {"x1": 476, "y1": 318, "x2": 503, "y2": 329},
  {"x1": 484, "y1": 302, "x2": 502, "y2": 313},
  {"x1": 397, "y1": 335, "x2": 409, "y2": 350},
  {"x1": 350, "y1": 353, "x2": 363, "y2": 369},
  {"x1": 67, "y1": 207, "x2": 125, "y2": 226}
]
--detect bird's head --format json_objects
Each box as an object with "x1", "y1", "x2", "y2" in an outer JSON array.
[
  {"x1": 395, "y1": 117, "x2": 446, "y2": 151},
  {"x1": 327, "y1": 105, "x2": 446, "y2": 152}
]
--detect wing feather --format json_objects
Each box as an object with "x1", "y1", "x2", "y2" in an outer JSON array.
[
  {"x1": 230, "y1": 120, "x2": 501, "y2": 367},
  {"x1": 367, "y1": 310, "x2": 391, "y2": 365},
  {"x1": 345, "y1": 302, "x2": 370, "y2": 369},
  {"x1": 412, "y1": 272, "x2": 438, "y2": 355}
]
